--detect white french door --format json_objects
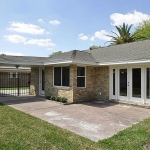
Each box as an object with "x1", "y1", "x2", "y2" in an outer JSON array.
[
  {"x1": 110, "y1": 66, "x2": 144, "y2": 103},
  {"x1": 130, "y1": 67, "x2": 143, "y2": 102},
  {"x1": 118, "y1": 67, "x2": 129, "y2": 101}
]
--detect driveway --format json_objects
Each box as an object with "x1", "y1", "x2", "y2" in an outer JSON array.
[{"x1": 1, "y1": 96, "x2": 150, "y2": 142}]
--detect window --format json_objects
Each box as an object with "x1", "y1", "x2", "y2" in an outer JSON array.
[
  {"x1": 77, "y1": 67, "x2": 86, "y2": 87},
  {"x1": 54, "y1": 67, "x2": 70, "y2": 87}
]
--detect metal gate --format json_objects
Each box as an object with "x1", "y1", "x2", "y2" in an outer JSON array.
[{"x1": 0, "y1": 72, "x2": 31, "y2": 97}]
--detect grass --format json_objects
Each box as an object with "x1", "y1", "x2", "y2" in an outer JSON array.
[
  {"x1": 0, "y1": 87, "x2": 29, "y2": 90},
  {"x1": 0, "y1": 103, "x2": 150, "y2": 150}
]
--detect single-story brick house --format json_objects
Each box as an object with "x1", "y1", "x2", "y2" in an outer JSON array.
[{"x1": 1, "y1": 39, "x2": 150, "y2": 104}]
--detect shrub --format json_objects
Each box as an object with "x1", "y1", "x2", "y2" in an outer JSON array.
[
  {"x1": 51, "y1": 96, "x2": 56, "y2": 101},
  {"x1": 45, "y1": 96, "x2": 51, "y2": 100},
  {"x1": 61, "y1": 97, "x2": 67, "y2": 103},
  {"x1": 49, "y1": 95, "x2": 67, "y2": 103},
  {"x1": 56, "y1": 97, "x2": 62, "y2": 102}
]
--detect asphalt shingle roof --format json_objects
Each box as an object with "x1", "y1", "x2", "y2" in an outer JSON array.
[
  {"x1": 90, "y1": 39, "x2": 150, "y2": 63},
  {"x1": 1, "y1": 39, "x2": 150, "y2": 65},
  {"x1": 0, "y1": 50, "x2": 96, "y2": 64},
  {"x1": 0, "y1": 55, "x2": 50, "y2": 63},
  {"x1": 48, "y1": 50, "x2": 96, "y2": 62}
]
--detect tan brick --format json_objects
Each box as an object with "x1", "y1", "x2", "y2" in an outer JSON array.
[{"x1": 30, "y1": 67, "x2": 39, "y2": 95}]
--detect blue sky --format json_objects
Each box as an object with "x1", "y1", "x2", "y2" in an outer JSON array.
[{"x1": 0, "y1": 0, "x2": 150, "y2": 57}]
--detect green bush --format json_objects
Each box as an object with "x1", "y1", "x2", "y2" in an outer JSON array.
[
  {"x1": 56, "y1": 97, "x2": 62, "y2": 102},
  {"x1": 61, "y1": 97, "x2": 67, "y2": 103},
  {"x1": 48, "y1": 95, "x2": 67, "y2": 103},
  {"x1": 51, "y1": 96, "x2": 56, "y2": 101}
]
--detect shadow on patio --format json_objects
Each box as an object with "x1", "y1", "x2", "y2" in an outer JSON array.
[
  {"x1": 77, "y1": 100, "x2": 118, "y2": 108},
  {"x1": 0, "y1": 96, "x2": 46, "y2": 105}
]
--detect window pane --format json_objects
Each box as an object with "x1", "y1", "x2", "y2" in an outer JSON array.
[
  {"x1": 120, "y1": 69, "x2": 127, "y2": 96},
  {"x1": 77, "y1": 77, "x2": 85, "y2": 87},
  {"x1": 54, "y1": 67, "x2": 61, "y2": 86},
  {"x1": 77, "y1": 67, "x2": 85, "y2": 76},
  {"x1": 147, "y1": 68, "x2": 150, "y2": 99},
  {"x1": 132, "y1": 68, "x2": 141, "y2": 98},
  {"x1": 62, "y1": 67, "x2": 69, "y2": 86},
  {"x1": 113, "y1": 69, "x2": 115, "y2": 95}
]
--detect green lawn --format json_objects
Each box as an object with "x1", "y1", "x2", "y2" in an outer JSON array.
[
  {"x1": 0, "y1": 87, "x2": 29, "y2": 90},
  {"x1": 0, "y1": 103, "x2": 150, "y2": 150}
]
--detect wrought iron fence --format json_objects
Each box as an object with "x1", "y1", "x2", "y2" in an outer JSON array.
[{"x1": 0, "y1": 72, "x2": 31, "y2": 97}]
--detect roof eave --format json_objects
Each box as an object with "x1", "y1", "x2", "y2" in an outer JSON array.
[
  {"x1": 44, "y1": 60, "x2": 98, "y2": 66},
  {"x1": 98, "y1": 59, "x2": 150, "y2": 66}
]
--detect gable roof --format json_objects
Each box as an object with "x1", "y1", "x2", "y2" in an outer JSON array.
[
  {"x1": 89, "y1": 39, "x2": 150, "y2": 64},
  {"x1": 1, "y1": 39, "x2": 150, "y2": 66},
  {"x1": 0, "y1": 50, "x2": 96, "y2": 66},
  {"x1": 48, "y1": 50, "x2": 96, "y2": 63}
]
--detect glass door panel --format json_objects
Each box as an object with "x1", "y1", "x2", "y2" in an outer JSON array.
[
  {"x1": 147, "y1": 68, "x2": 150, "y2": 99},
  {"x1": 120, "y1": 69, "x2": 127, "y2": 96},
  {"x1": 113, "y1": 69, "x2": 115, "y2": 96},
  {"x1": 132, "y1": 68, "x2": 141, "y2": 98},
  {"x1": 42, "y1": 69, "x2": 45, "y2": 91}
]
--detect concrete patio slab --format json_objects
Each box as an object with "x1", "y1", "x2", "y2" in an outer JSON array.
[{"x1": 1, "y1": 97, "x2": 150, "y2": 142}]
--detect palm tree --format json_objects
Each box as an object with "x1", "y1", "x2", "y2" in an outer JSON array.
[{"x1": 107, "y1": 23, "x2": 136, "y2": 45}]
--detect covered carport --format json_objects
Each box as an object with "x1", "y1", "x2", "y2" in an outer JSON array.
[{"x1": 0, "y1": 55, "x2": 48, "y2": 97}]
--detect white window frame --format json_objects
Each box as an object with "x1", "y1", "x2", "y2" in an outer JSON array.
[
  {"x1": 53, "y1": 66, "x2": 70, "y2": 88},
  {"x1": 77, "y1": 66, "x2": 86, "y2": 88}
]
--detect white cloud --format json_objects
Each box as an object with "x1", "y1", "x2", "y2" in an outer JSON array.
[
  {"x1": 90, "y1": 30, "x2": 111, "y2": 41},
  {"x1": 46, "y1": 47, "x2": 53, "y2": 50},
  {"x1": 110, "y1": 10, "x2": 150, "y2": 26},
  {"x1": 78, "y1": 33, "x2": 89, "y2": 41},
  {"x1": 4, "y1": 34, "x2": 27, "y2": 43},
  {"x1": 49, "y1": 20, "x2": 61, "y2": 25},
  {"x1": 0, "y1": 51, "x2": 24, "y2": 56},
  {"x1": 38, "y1": 19, "x2": 44, "y2": 23},
  {"x1": 24, "y1": 39, "x2": 56, "y2": 47},
  {"x1": 90, "y1": 36, "x2": 95, "y2": 41},
  {"x1": 7, "y1": 22, "x2": 45, "y2": 35},
  {"x1": 46, "y1": 31, "x2": 50, "y2": 34},
  {"x1": 4, "y1": 34, "x2": 56, "y2": 47}
]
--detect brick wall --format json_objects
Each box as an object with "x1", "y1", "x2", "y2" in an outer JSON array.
[
  {"x1": 73, "y1": 65, "x2": 95, "y2": 102},
  {"x1": 95, "y1": 66, "x2": 109, "y2": 100},
  {"x1": 30, "y1": 67, "x2": 39, "y2": 95},
  {"x1": 45, "y1": 66, "x2": 73, "y2": 103},
  {"x1": 30, "y1": 65, "x2": 109, "y2": 102}
]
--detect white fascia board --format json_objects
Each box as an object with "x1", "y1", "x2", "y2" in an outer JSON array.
[
  {"x1": 98, "y1": 60, "x2": 150, "y2": 66},
  {"x1": 44, "y1": 60, "x2": 73, "y2": 65},
  {"x1": 44, "y1": 60, "x2": 98, "y2": 66},
  {"x1": 127, "y1": 60, "x2": 150, "y2": 64},
  {"x1": 98, "y1": 62, "x2": 128, "y2": 66},
  {"x1": 0, "y1": 61, "x2": 44, "y2": 66}
]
